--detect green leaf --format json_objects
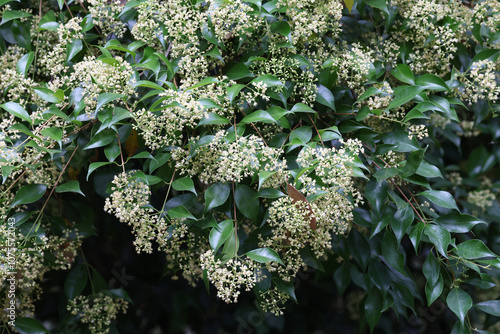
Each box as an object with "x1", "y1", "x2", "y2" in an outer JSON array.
[
  {"x1": 205, "y1": 182, "x2": 230, "y2": 211},
  {"x1": 251, "y1": 74, "x2": 283, "y2": 87},
  {"x1": 227, "y1": 84, "x2": 245, "y2": 105},
  {"x1": 34, "y1": 87, "x2": 61, "y2": 104},
  {"x1": 222, "y1": 228, "x2": 239, "y2": 259},
  {"x1": 86, "y1": 161, "x2": 111, "y2": 180},
  {"x1": 290, "y1": 103, "x2": 316, "y2": 114},
  {"x1": 416, "y1": 161, "x2": 442, "y2": 179},
  {"x1": 226, "y1": 63, "x2": 253, "y2": 80},
  {"x1": 10, "y1": 184, "x2": 46, "y2": 208},
  {"x1": 172, "y1": 177, "x2": 197, "y2": 195},
  {"x1": 14, "y1": 317, "x2": 49, "y2": 334},
  {"x1": 56, "y1": 180, "x2": 85, "y2": 197},
  {"x1": 66, "y1": 39, "x2": 83, "y2": 63},
  {"x1": 1, "y1": 101, "x2": 31, "y2": 124},
  {"x1": 189, "y1": 77, "x2": 219, "y2": 90},
  {"x1": 198, "y1": 113, "x2": 230, "y2": 126},
  {"x1": 424, "y1": 224, "x2": 451, "y2": 258},
  {"x1": 289, "y1": 126, "x2": 312, "y2": 144},
  {"x1": 344, "y1": 0, "x2": 354, "y2": 13},
  {"x1": 415, "y1": 74, "x2": 450, "y2": 91},
  {"x1": 392, "y1": 202, "x2": 414, "y2": 244},
  {"x1": 348, "y1": 230, "x2": 371, "y2": 271},
  {"x1": 241, "y1": 110, "x2": 276, "y2": 124},
  {"x1": 388, "y1": 86, "x2": 424, "y2": 109},
  {"x1": 255, "y1": 188, "x2": 285, "y2": 199},
  {"x1": 246, "y1": 248, "x2": 283, "y2": 265},
  {"x1": 422, "y1": 252, "x2": 440, "y2": 286},
  {"x1": 315, "y1": 84, "x2": 335, "y2": 110},
  {"x1": 16, "y1": 52, "x2": 34, "y2": 77},
  {"x1": 38, "y1": 10, "x2": 58, "y2": 31},
  {"x1": 381, "y1": 231, "x2": 406, "y2": 275},
  {"x1": 447, "y1": 288, "x2": 472, "y2": 325},
  {"x1": 391, "y1": 64, "x2": 414, "y2": 85},
  {"x1": 167, "y1": 206, "x2": 197, "y2": 220},
  {"x1": 0, "y1": 10, "x2": 32, "y2": 25},
  {"x1": 373, "y1": 167, "x2": 398, "y2": 183},
  {"x1": 334, "y1": 264, "x2": 350, "y2": 295},
  {"x1": 96, "y1": 93, "x2": 126, "y2": 113},
  {"x1": 435, "y1": 213, "x2": 486, "y2": 233},
  {"x1": 454, "y1": 239, "x2": 497, "y2": 259},
  {"x1": 270, "y1": 21, "x2": 291, "y2": 37},
  {"x1": 402, "y1": 149, "x2": 424, "y2": 177},
  {"x1": 40, "y1": 127, "x2": 62, "y2": 146},
  {"x1": 64, "y1": 265, "x2": 88, "y2": 300},
  {"x1": 235, "y1": 184, "x2": 259, "y2": 222},
  {"x1": 274, "y1": 279, "x2": 297, "y2": 302},
  {"x1": 425, "y1": 274, "x2": 444, "y2": 306},
  {"x1": 84, "y1": 129, "x2": 116, "y2": 150},
  {"x1": 365, "y1": 288, "x2": 383, "y2": 333},
  {"x1": 419, "y1": 190, "x2": 459, "y2": 211},
  {"x1": 134, "y1": 80, "x2": 165, "y2": 91},
  {"x1": 475, "y1": 300, "x2": 500, "y2": 316}
]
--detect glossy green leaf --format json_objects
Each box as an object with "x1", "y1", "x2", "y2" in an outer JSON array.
[
  {"x1": 388, "y1": 86, "x2": 424, "y2": 109},
  {"x1": 423, "y1": 252, "x2": 440, "y2": 286},
  {"x1": 416, "y1": 161, "x2": 442, "y2": 179},
  {"x1": 251, "y1": 74, "x2": 283, "y2": 87},
  {"x1": 235, "y1": 184, "x2": 259, "y2": 222},
  {"x1": 274, "y1": 279, "x2": 297, "y2": 302},
  {"x1": 392, "y1": 202, "x2": 414, "y2": 244},
  {"x1": 86, "y1": 161, "x2": 111, "y2": 180},
  {"x1": 10, "y1": 184, "x2": 47, "y2": 208},
  {"x1": 419, "y1": 190, "x2": 459, "y2": 211},
  {"x1": 381, "y1": 231, "x2": 406, "y2": 275},
  {"x1": 391, "y1": 64, "x2": 414, "y2": 85},
  {"x1": 424, "y1": 224, "x2": 451, "y2": 258},
  {"x1": 16, "y1": 51, "x2": 34, "y2": 77},
  {"x1": 84, "y1": 129, "x2": 116, "y2": 150},
  {"x1": 475, "y1": 300, "x2": 500, "y2": 316},
  {"x1": 415, "y1": 74, "x2": 449, "y2": 91},
  {"x1": 227, "y1": 84, "x2": 245, "y2": 105},
  {"x1": 270, "y1": 21, "x2": 291, "y2": 37},
  {"x1": 96, "y1": 93, "x2": 126, "y2": 113},
  {"x1": 56, "y1": 180, "x2": 85, "y2": 196},
  {"x1": 34, "y1": 87, "x2": 61, "y2": 104},
  {"x1": 172, "y1": 177, "x2": 197, "y2": 195},
  {"x1": 66, "y1": 39, "x2": 83, "y2": 62},
  {"x1": 315, "y1": 84, "x2": 336, "y2": 109},
  {"x1": 0, "y1": 10, "x2": 32, "y2": 25},
  {"x1": 435, "y1": 213, "x2": 486, "y2": 233},
  {"x1": 241, "y1": 110, "x2": 276, "y2": 124},
  {"x1": 365, "y1": 288, "x2": 383, "y2": 333},
  {"x1": 1, "y1": 101, "x2": 31, "y2": 124},
  {"x1": 454, "y1": 239, "x2": 497, "y2": 259},
  {"x1": 209, "y1": 219, "x2": 233, "y2": 252},
  {"x1": 246, "y1": 248, "x2": 283, "y2": 264},
  {"x1": 447, "y1": 288, "x2": 472, "y2": 325},
  {"x1": 205, "y1": 182, "x2": 230, "y2": 212},
  {"x1": 226, "y1": 63, "x2": 253, "y2": 80},
  {"x1": 425, "y1": 274, "x2": 443, "y2": 306},
  {"x1": 167, "y1": 206, "x2": 197, "y2": 220},
  {"x1": 290, "y1": 103, "x2": 316, "y2": 114},
  {"x1": 14, "y1": 317, "x2": 49, "y2": 334},
  {"x1": 198, "y1": 113, "x2": 230, "y2": 126},
  {"x1": 64, "y1": 265, "x2": 88, "y2": 300}
]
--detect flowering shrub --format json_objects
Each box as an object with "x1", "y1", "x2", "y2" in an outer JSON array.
[{"x1": 1, "y1": 0, "x2": 500, "y2": 333}]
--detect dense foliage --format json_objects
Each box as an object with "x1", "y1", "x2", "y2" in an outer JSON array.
[{"x1": 1, "y1": 0, "x2": 500, "y2": 332}]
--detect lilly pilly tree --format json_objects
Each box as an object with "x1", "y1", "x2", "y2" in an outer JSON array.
[{"x1": 1, "y1": 0, "x2": 500, "y2": 333}]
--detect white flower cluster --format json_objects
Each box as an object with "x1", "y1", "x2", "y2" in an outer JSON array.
[
  {"x1": 331, "y1": 43, "x2": 374, "y2": 89},
  {"x1": 276, "y1": 0, "x2": 343, "y2": 45},
  {"x1": 467, "y1": 189, "x2": 496, "y2": 212},
  {"x1": 457, "y1": 59, "x2": 500, "y2": 104},
  {"x1": 67, "y1": 292, "x2": 128, "y2": 334},
  {"x1": 104, "y1": 171, "x2": 165, "y2": 253},
  {"x1": 408, "y1": 124, "x2": 429, "y2": 140},
  {"x1": 64, "y1": 56, "x2": 135, "y2": 116},
  {"x1": 200, "y1": 250, "x2": 259, "y2": 303},
  {"x1": 88, "y1": 0, "x2": 127, "y2": 40},
  {"x1": 172, "y1": 130, "x2": 287, "y2": 185},
  {"x1": 134, "y1": 81, "x2": 233, "y2": 150}
]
